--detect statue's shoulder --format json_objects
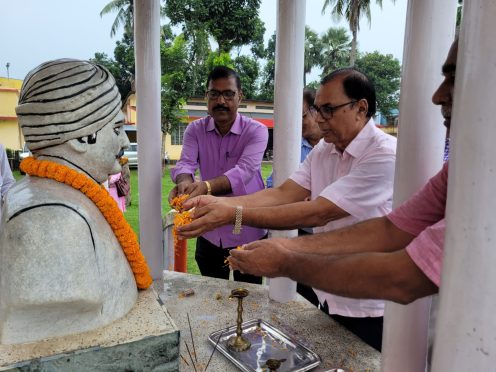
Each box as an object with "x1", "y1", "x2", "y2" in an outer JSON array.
[
  {"x1": 3, "y1": 177, "x2": 104, "y2": 237},
  {"x1": 4, "y1": 176, "x2": 100, "y2": 224}
]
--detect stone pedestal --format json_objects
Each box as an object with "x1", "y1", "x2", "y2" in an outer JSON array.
[
  {"x1": 0, "y1": 288, "x2": 179, "y2": 371},
  {"x1": 158, "y1": 271, "x2": 381, "y2": 371}
]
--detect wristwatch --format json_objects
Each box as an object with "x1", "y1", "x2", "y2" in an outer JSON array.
[{"x1": 232, "y1": 206, "x2": 243, "y2": 235}]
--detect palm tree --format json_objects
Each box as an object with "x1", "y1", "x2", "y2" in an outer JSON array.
[
  {"x1": 322, "y1": 0, "x2": 392, "y2": 66},
  {"x1": 304, "y1": 26, "x2": 324, "y2": 86},
  {"x1": 320, "y1": 27, "x2": 352, "y2": 75},
  {"x1": 100, "y1": 0, "x2": 134, "y2": 38}
]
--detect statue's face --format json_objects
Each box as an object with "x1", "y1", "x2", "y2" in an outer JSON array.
[{"x1": 86, "y1": 111, "x2": 130, "y2": 183}]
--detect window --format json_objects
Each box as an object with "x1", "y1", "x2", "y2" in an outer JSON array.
[{"x1": 171, "y1": 123, "x2": 187, "y2": 145}]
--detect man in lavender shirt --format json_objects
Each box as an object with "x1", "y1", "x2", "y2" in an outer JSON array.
[
  {"x1": 169, "y1": 66, "x2": 268, "y2": 284},
  {"x1": 227, "y1": 39, "x2": 459, "y2": 311}
]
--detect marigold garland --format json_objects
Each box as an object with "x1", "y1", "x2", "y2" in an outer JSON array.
[
  {"x1": 20, "y1": 156, "x2": 152, "y2": 289},
  {"x1": 170, "y1": 195, "x2": 193, "y2": 247}
]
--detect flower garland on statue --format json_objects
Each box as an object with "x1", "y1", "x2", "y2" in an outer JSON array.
[{"x1": 20, "y1": 156, "x2": 153, "y2": 289}]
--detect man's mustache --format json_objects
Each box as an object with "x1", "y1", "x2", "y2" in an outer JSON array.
[{"x1": 213, "y1": 105, "x2": 229, "y2": 111}]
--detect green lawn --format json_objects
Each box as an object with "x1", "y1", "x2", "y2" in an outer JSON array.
[{"x1": 13, "y1": 163, "x2": 273, "y2": 275}]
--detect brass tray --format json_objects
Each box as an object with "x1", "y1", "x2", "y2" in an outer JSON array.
[{"x1": 208, "y1": 319, "x2": 321, "y2": 371}]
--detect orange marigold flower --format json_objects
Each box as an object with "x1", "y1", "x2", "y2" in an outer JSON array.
[
  {"x1": 170, "y1": 194, "x2": 189, "y2": 212},
  {"x1": 38, "y1": 161, "x2": 48, "y2": 177}
]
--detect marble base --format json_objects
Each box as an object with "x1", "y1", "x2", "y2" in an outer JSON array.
[
  {"x1": 157, "y1": 271, "x2": 381, "y2": 372},
  {"x1": 0, "y1": 288, "x2": 179, "y2": 371}
]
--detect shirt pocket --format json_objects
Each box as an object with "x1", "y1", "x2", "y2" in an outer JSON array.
[{"x1": 224, "y1": 150, "x2": 241, "y2": 170}]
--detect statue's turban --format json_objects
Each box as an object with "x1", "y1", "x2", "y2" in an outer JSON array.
[{"x1": 16, "y1": 59, "x2": 122, "y2": 151}]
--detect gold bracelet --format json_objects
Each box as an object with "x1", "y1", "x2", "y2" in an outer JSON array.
[
  {"x1": 204, "y1": 180, "x2": 212, "y2": 195},
  {"x1": 232, "y1": 206, "x2": 243, "y2": 235}
]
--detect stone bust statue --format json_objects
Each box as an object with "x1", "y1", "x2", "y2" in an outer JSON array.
[{"x1": 0, "y1": 59, "x2": 148, "y2": 344}]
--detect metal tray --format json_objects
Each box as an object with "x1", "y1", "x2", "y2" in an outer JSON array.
[{"x1": 208, "y1": 319, "x2": 321, "y2": 372}]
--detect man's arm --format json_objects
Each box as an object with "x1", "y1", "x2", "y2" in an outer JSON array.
[
  {"x1": 177, "y1": 179, "x2": 312, "y2": 237},
  {"x1": 286, "y1": 216, "x2": 415, "y2": 255},
  {"x1": 178, "y1": 175, "x2": 233, "y2": 200},
  {"x1": 178, "y1": 195, "x2": 349, "y2": 238},
  {"x1": 229, "y1": 233, "x2": 436, "y2": 304},
  {"x1": 169, "y1": 173, "x2": 194, "y2": 202}
]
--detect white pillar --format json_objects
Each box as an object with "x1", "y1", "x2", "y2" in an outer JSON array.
[
  {"x1": 432, "y1": 1, "x2": 496, "y2": 369},
  {"x1": 134, "y1": 0, "x2": 163, "y2": 279},
  {"x1": 381, "y1": 1, "x2": 457, "y2": 371},
  {"x1": 268, "y1": 0, "x2": 305, "y2": 302}
]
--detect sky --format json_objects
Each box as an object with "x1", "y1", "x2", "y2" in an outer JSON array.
[{"x1": 1, "y1": 0, "x2": 407, "y2": 81}]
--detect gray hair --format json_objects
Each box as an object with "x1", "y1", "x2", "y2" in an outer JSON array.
[{"x1": 16, "y1": 59, "x2": 121, "y2": 151}]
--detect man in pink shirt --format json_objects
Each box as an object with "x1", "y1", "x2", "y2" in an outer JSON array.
[
  {"x1": 178, "y1": 68, "x2": 397, "y2": 351},
  {"x1": 227, "y1": 39, "x2": 459, "y2": 314}
]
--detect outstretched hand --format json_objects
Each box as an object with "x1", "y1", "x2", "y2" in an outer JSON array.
[
  {"x1": 169, "y1": 181, "x2": 212, "y2": 206},
  {"x1": 176, "y1": 198, "x2": 234, "y2": 238},
  {"x1": 182, "y1": 194, "x2": 218, "y2": 210},
  {"x1": 228, "y1": 238, "x2": 291, "y2": 278}
]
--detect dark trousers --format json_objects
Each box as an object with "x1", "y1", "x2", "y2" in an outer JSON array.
[
  {"x1": 296, "y1": 283, "x2": 320, "y2": 307},
  {"x1": 321, "y1": 300, "x2": 383, "y2": 352},
  {"x1": 296, "y1": 229, "x2": 320, "y2": 307},
  {"x1": 195, "y1": 236, "x2": 263, "y2": 284}
]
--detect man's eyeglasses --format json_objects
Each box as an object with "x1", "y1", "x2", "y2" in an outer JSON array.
[
  {"x1": 206, "y1": 89, "x2": 237, "y2": 100},
  {"x1": 310, "y1": 100, "x2": 357, "y2": 120}
]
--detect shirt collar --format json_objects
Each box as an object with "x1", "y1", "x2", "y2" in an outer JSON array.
[
  {"x1": 326, "y1": 118, "x2": 376, "y2": 157},
  {"x1": 301, "y1": 137, "x2": 313, "y2": 149},
  {"x1": 343, "y1": 118, "x2": 376, "y2": 158},
  {"x1": 206, "y1": 113, "x2": 242, "y2": 135}
]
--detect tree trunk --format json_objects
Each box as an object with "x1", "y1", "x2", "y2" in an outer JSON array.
[{"x1": 350, "y1": 29, "x2": 357, "y2": 66}]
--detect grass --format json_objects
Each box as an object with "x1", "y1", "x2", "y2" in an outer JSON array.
[{"x1": 13, "y1": 163, "x2": 273, "y2": 275}]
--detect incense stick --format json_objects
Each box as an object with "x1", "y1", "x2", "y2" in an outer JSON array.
[
  {"x1": 180, "y1": 353, "x2": 190, "y2": 367},
  {"x1": 187, "y1": 312, "x2": 198, "y2": 363},
  {"x1": 204, "y1": 331, "x2": 224, "y2": 372},
  {"x1": 184, "y1": 341, "x2": 198, "y2": 372}
]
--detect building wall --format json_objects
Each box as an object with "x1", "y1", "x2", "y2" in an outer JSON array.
[{"x1": 0, "y1": 77, "x2": 23, "y2": 150}]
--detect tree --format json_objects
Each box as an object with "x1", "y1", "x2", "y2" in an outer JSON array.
[
  {"x1": 304, "y1": 27, "x2": 324, "y2": 86},
  {"x1": 163, "y1": 0, "x2": 265, "y2": 56},
  {"x1": 91, "y1": 31, "x2": 135, "y2": 101},
  {"x1": 322, "y1": 0, "x2": 393, "y2": 66},
  {"x1": 355, "y1": 51, "x2": 401, "y2": 117},
  {"x1": 258, "y1": 33, "x2": 276, "y2": 101},
  {"x1": 100, "y1": 0, "x2": 134, "y2": 38},
  {"x1": 234, "y1": 55, "x2": 260, "y2": 99},
  {"x1": 320, "y1": 27, "x2": 352, "y2": 76},
  {"x1": 160, "y1": 34, "x2": 191, "y2": 133}
]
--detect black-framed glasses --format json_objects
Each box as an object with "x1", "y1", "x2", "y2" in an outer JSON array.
[
  {"x1": 206, "y1": 89, "x2": 237, "y2": 100},
  {"x1": 310, "y1": 100, "x2": 357, "y2": 120}
]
